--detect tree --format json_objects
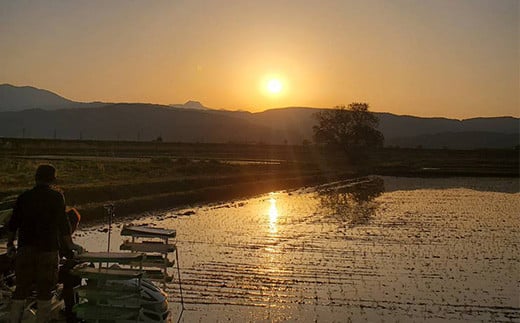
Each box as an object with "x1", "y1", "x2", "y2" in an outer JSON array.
[{"x1": 313, "y1": 103, "x2": 384, "y2": 152}]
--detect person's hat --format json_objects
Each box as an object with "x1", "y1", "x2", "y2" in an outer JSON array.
[{"x1": 35, "y1": 164, "x2": 57, "y2": 183}]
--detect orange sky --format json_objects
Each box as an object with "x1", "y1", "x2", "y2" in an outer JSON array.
[{"x1": 1, "y1": 0, "x2": 518, "y2": 118}]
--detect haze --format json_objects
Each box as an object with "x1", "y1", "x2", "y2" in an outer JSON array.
[{"x1": 1, "y1": 0, "x2": 518, "y2": 118}]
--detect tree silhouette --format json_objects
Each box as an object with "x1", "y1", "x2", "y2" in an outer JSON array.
[{"x1": 313, "y1": 103, "x2": 384, "y2": 152}]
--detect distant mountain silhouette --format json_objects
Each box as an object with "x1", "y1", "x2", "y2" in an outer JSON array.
[
  {"x1": 0, "y1": 84, "x2": 518, "y2": 149},
  {"x1": 224, "y1": 108, "x2": 518, "y2": 148},
  {"x1": 0, "y1": 84, "x2": 105, "y2": 112},
  {"x1": 0, "y1": 104, "x2": 271, "y2": 143},
  {"x1": 169, "y1": 100, "x2": 208, "y2": 110},
  {"x1": 376, "y1": 113, "x2": 519, "y2": 138}
]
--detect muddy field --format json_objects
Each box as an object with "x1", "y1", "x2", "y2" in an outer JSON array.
[{"x1": 75, "y1": 177, "x2": 520, "y2": 322}]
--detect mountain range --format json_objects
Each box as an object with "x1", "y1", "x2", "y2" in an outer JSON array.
[
  {"x1": 0, "y1": 84, "x2": 105, "y2": 111},
  {"x1": 0, "y1": 84, "x2": 518, "y2": 149}
]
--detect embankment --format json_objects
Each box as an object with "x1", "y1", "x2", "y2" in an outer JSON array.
[{"x1": 74, "y1": 171, "x2": 354, "y2": 222}]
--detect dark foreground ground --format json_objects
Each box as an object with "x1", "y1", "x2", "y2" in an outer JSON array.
[{"x1": 0, "y1": 138, "x2": 517, "y2": 222}]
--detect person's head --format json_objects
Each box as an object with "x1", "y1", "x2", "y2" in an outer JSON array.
[{"x1": 35, "y1": 164, "x2": 57, "y2": 185}]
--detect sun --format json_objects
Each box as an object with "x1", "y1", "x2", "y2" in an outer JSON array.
[{"x1": 266, "y1": 79, "x2": 283, "y2": 94}]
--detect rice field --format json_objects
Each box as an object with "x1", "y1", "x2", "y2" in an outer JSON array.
[{"x1": 75, "y1": 176, "x2": 520, "y2": 322}]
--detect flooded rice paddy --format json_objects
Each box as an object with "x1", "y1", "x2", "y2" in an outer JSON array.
[{"x1": 75, "y1": 176, "x2": 519, "y2": 322}]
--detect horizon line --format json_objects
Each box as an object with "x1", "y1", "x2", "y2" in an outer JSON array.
[{"x1": 1, "y1": 82, "x2": 518, "y2": 120}]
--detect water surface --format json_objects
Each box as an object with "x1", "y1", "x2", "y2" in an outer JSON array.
[{"x1": 75, "y1": 176, "x2": 519, "y2": 322}]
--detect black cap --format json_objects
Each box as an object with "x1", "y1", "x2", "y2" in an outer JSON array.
[{"x1": 35, "y1": 164, "x2": 57, "y2": 184}]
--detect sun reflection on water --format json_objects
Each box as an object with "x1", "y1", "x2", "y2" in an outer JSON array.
[{"x1": 268, "y1": 194, "x2": 279, "y2": 234}]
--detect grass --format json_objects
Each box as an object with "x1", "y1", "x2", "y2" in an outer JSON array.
[
  {"x1": 0, "y1": 155, "x2": 331, "y2": 222},
  {"x1": 0, "y1": 157, "x2": 243, "y2": 191},
  {"x1": 0, "y1": 139, "x2": 517, "y2": 222}
]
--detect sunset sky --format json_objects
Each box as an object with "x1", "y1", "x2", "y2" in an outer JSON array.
[{"x1": 1, "y1": 0, "x2": 518, "y2": 118}]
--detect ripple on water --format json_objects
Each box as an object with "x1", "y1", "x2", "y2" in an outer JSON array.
[{"x1": 75, "y1": 176, "x2": 520, "y2": 322}]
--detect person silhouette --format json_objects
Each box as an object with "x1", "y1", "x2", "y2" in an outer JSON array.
[{"x1": 7, "y1": 164, "x2": 74, "y2": 323}]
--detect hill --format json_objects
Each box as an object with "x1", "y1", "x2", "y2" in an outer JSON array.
[
  {"x1": 0, "y1": 104, "x2": 272, "y2": 143},
  {"x1": 0, "y1": 84, "x2": 109, "y2": 112},
  {"x1": 0, "y1": 84, "x2": 517, "y2": 149},
  {"x1": 170, "y1": 100, "x2": 209, "y2": 110},
  {"x1": 0, "y1": 104, "x2": 517, "y2": 149},
  {"x1": 233, "y1": 108, "x2": 518, "y2": 148}
]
